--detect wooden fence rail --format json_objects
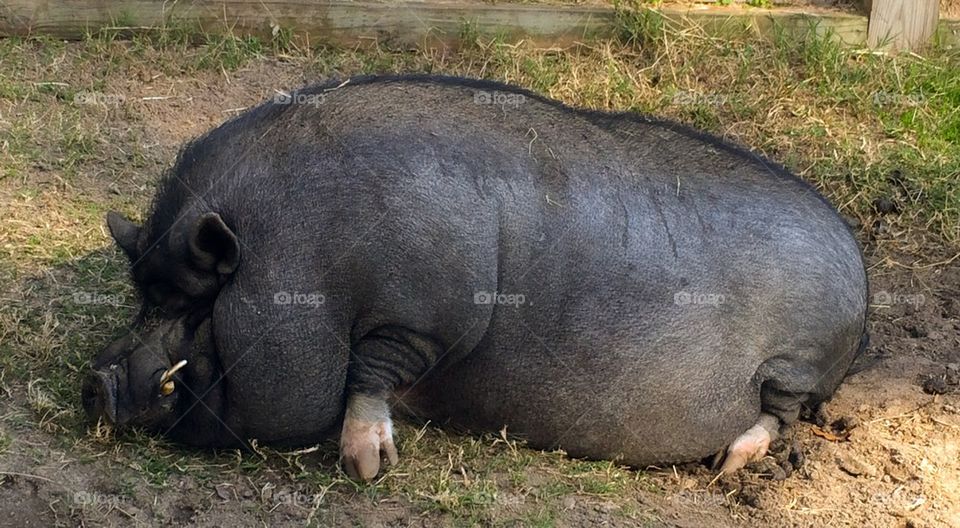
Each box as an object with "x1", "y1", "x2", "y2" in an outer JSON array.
[{"x1": 0, "y1": 0, "x2": 951, "y2": 50}]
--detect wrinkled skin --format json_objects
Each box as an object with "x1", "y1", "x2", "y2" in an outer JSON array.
[
  {"x1": 85, "y1": 75, "x2": 868, "y2": 480},
  {"x1": 83, "y1": 312, "x2": 233, "y2": 446}
]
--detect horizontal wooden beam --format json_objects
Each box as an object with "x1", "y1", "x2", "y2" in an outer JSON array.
[
  {"x1": 0, "y1": 0, "x2": 955, "y2": 48},
  {"x1": 0, "y1": 0, "x2": 618, "y2": 45},
  {"x1": 651, "y1": 5, "x2": 869, "y2": 45}
]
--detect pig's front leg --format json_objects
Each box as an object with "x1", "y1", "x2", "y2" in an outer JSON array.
[
  {"x1": 340, "y1": 332, "x2": 442, "y2": 480},
  {"x1": 340, "y1": 393, "x2": 398, "y2": 480}
]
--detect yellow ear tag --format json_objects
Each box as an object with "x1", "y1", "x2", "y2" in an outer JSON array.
[{"x1": 160, "y1": 381, "x2": 175, "y2": 395}]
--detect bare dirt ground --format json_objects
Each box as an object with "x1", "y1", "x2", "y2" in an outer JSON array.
[{"x1": 1, "y1": 30, "x2": 958, "y2": 528}]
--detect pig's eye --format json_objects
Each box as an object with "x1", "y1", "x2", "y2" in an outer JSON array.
[{"x1": 145, "y1": 282, "x2": 187, "y2": 312}]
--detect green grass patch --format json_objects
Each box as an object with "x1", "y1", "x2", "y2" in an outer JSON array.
[{"x1": 0, "y1": 431, "x2": 11, "y2": 455}]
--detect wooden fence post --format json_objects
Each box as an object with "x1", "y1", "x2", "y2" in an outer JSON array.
[{"x1": 867, "y1": 0, "x2": 939, "y2": 51}]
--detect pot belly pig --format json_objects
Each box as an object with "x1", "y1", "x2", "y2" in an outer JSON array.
[{"x1": 83, "y1": 75, "x2": 868, "y2": 480}]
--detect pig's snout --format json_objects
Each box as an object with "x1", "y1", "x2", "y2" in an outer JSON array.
[{"x1": 82, "y1": 369, "x2": 118, "y2": 424}]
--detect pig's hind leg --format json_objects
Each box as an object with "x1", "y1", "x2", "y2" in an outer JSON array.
[
  {"x1": 718, "y1": 357, "x2": 821, "y2": 473},
  {"x1": 718, "y1": 413, "x2": 779, "y2": 473}
]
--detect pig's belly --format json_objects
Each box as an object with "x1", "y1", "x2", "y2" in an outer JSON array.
[{"x1": 395, "y1": 339, "x2": 764, "y2": 466}]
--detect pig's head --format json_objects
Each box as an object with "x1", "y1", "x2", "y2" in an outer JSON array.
[
  {"x1": 82, "y1": 209, "x2": 237, "y2": 442},
  {"x1": 106, "y1": 209, "x2": 240, "y2": 311},
  {"x1": 82, "y1": 310, "x2": 226, "y2": 442}
]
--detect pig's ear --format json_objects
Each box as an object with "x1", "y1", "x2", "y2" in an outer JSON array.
[
  {"x1": 189, "y1": 213, "x2": 240, "y2": 275},
  {"x1": 106, "y1": 211, "x2": 141, "y2": 261}
]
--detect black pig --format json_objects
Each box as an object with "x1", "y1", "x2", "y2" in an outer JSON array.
[{"x1": 84, "y1": 75, "x2": 868, "y2": 479}]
